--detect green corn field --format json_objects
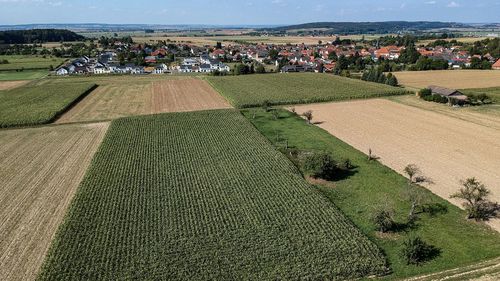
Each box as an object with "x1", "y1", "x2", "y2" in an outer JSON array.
[{"x1": 38, "y1": 109, "x2": 387, "y2": 280}]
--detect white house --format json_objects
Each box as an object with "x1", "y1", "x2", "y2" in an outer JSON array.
[{"x1": 56, "y1": 67, "x2": 69, "y2": 76}]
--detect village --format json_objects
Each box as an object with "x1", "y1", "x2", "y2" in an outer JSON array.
[{"x1": 54, "y1": 36, "x2": 500, "y2": 76}]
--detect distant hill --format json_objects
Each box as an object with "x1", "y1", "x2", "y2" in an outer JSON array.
[
  {"x1": 263, "y1": 21, "x2": 471, "y2": 34},
  {"x1": 0, "y1": 29, "x2": 85, "y2": 44}
]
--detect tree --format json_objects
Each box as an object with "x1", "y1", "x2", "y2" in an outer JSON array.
[
  {"x1": 451, "y1": 178, "x2": 500, "y2": 220},
  {"x1": 404, "y1": 164, "x2": 420, "y2": 184},
  {"x1": 399, "y1": 42, "x2": 421, "y2": 64},
  {"x1": 401, "y1": 236, "x2": 440, "y2": 265},
  {"x1": 386, "y1": 73, "x2": 398, "y2": 86},
  {"x1": 403, "y1": 164, "x2": 430, "y2": 221},
  {"x1": 328, "y1": 52, "x2": 338, "y2": 61},
  {"x1": 302, "y1": 110, "x2": 313, "y2": 124},
  {"x1": 269, "y1": 49, "x2": 279, "y2": 60},
  {"x1": 418, "y1": 88, "x2": 432, "y2": 98},
  {"x1": 304, "y1": 152, "x2": 338, "y2": 180}
]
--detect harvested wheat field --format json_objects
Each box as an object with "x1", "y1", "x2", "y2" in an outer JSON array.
[
  {"x1": 56, "y1": 78, "x2": 230, "y2": 123},
  {"x1": 294, "y1": 99, "x2": 500, "y2": 230},
  {"x1": 55, "y1": 82, "x2": 152, "y2": 123},
  {"x1": 0, "y1": 122, "x2": 109, "y2": 281},
  {"x1": 395, "y1": 70, "x2": 500, "y2": 89},
  {"x1": 151, "y1": 78, "x2": 231, "y2": 112},
  {"x1": 0, "y1": 80, "x2": 30, "y2": 91}
]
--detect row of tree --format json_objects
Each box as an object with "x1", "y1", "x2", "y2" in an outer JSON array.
[{"x1": 361, "y1": 68, "x2": 399, "y2": 86}]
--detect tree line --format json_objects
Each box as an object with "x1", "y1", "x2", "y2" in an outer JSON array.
[{"x1": 0, "y1": 29, "x2": 84, "y2": 44}]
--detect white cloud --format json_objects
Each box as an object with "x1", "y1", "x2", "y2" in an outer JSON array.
[{"x1": 447, "y1": 1, "x2": 461, "y2": 7}]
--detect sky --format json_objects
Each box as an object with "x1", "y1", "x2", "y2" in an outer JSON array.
[{"x1": 0, "y1": 0, "x2": 499, "y2": 25}]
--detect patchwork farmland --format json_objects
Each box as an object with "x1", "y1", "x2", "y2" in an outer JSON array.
[
  {"x1": 395, "y1": 70, "x2": 500, "y2": 89},
  {"x1": 38, "y1": 110, "x2": 387, "y2": 280},
  {"x1": 206, "y1": 73, "x2": 407, "y2": 108},
  {"x1": 294, "y1": 99, "x2": 500, "y2": 231},
  {"x1": 0, "y1": 123, "x2": 109, "y2": 281},
  {"x1": 56, "y1": 78, "x2": 231, "y2": 123}
]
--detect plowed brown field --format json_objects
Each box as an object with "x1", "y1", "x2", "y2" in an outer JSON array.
[
  {"x1": 0, "y1": 122, "x2": 109, "y2": 281},
  {"x1": 294, "y1": 99, "x2": 500, "y2": 231},
  {"x1": 56, "y1": 78, "x2": 230, "y2": 123},
  {"x1": 0, "y1": 80, "x2": 30, "y2": 91}
]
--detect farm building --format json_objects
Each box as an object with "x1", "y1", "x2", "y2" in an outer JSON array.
[
  {"x1": 428, "y1": 85, "x2": 468, "y2": 101},
  {"x1": 493, "y1": 59, "x2": 500, "y2": 70}
]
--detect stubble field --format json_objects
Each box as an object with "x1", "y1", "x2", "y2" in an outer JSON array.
[
  {"x1": 56, "y1": 78, "x2": 230, "y2": 123},
  {"x1": 395, "y1": 70, "x2": 500, "y2": 89},
  {"x1": 0, "y1": 123, "x2": 109, "y2": 281},
  {"x1": 294, "y1": 99, "x2": 500, "y2": 231}
]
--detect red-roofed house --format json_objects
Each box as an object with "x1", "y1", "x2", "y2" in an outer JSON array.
[{"x1": 493, "y1": 59, "x2": 500, "y2": 70}]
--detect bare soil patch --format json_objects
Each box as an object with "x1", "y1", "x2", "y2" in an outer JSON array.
[
  {"x1": 395, "y1": 70, "x2": 500, "y2": 89},
  {"x1": 0, "y1": 122, "x2": 109, "y2": 281},
  {"x1": 0, "y1": 80, "x2": 30, "y2": 91},
  {"x1": 294, "y1": 99, "x2": 500, "y2": 231},
  {"x1": 56, "y1": 78, "x2": 230, "y2": 123}
]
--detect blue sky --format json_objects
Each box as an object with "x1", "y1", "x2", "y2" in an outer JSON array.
[{"x1": 0, "y1": 0, "x2": 499, "y2": 25}]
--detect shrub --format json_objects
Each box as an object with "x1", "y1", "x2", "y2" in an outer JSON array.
[
  {"x1": 262, "y1": 100, "x2": 271, "y2": 112},
  {"x1": 371, "y1": 205, "x2": 395, "y2": 233},
  {"x1": 304, "y1": 152, "x2": 338, "y2": 180},
  {"x1": 401, "y1": 236, "x2": 440, "y2": 265},
  {"x1": 302, "y1": 110, "x2": 313, "y2": 124},
  {"x1": 418, "y1": 88, "x2": 432, "y2": 98},
  {"x1": 339, "y1": 158, "x2": 353, "y2": 170}
]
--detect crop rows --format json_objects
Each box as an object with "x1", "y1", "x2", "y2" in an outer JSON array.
[
  {"x1": 207, "y1": 73, "x2": 408, "y2": 108},
  {"x1": 0, "y1": 80, "x2": 97, "y2": 127},
  {"x1": 39, "y1": 109, "x2": 387, "y2": 280}
]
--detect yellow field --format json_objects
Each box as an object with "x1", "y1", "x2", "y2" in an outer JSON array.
[
  {"x1": 132, "y1": 35, "x2": 340, "y2": 45},
  {"x1": 418, "y1": 37, "x2": 489, "y2": 45},
  {"x1": 395, "y1": 70, "x2": 500, "y2": 89},
  {"x1": 0, "y1": 123, "x2": 109, "y2": 281}
]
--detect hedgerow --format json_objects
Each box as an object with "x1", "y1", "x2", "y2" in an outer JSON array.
[
  {"x1": 0, "y1": 81, "x2": 97, "y2": 127},
  {"x1": 38, "y1": 110, "x2": 387, "y2": 280},
  {"x1": 206, "y1": 73, "x2": 408, "y2": 108}
]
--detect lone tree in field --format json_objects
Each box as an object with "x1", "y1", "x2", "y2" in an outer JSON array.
[
  {"x1": 404, "y1": 164, "x2": 420, "y2": 185},
  {"x1": 403, "y1": 164, "x2": 431, "y2": 221},
  {"x1": 451, "y1": 178, "x2": 500, "y2": 221},
  {"x1": 303, "y1": 110, "x2": 313, "y2": 124}
]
